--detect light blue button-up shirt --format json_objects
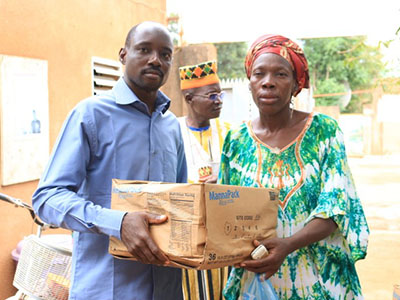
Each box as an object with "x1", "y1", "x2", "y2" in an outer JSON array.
[{"x1": 32, "y1": 78, "x2": 187, "y2": 300}]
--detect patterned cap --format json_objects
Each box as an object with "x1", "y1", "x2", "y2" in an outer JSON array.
[{"x1": 179, "y1": 60, "x2": 220, "y2": 90}]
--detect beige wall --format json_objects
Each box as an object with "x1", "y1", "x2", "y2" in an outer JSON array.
[
  {"x1": 313, "y1": 105, "x2": 341, "y2": 121},
  {"x1": 0, "y1": 1, "x2": 166, "y2": 297},
  {"x1": 382, "y1": 122, "x2": 400, "y2": 154}
]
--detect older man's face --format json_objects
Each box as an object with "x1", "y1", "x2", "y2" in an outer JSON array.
[{"x1": 189, "y1": 83, "x2": 224, "y2": 121}]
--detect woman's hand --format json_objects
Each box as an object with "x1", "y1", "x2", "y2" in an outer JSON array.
[
  {"x1": 203, "y1": 174, "x2": 218, "y2": 184},
  {"x1": 238, "y1": 218, "x2": 338, "y2": 279},
  {"x1": 238, "y1": 238, "x2": 291, "y2": 280}
]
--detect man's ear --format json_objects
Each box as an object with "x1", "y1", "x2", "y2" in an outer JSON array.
[
  {"x1": 184, "y1": 93, "x2": 193, "y2": 104},
  {"x1": 119, "y1": 47, "x2": 127, "y2": 65}
]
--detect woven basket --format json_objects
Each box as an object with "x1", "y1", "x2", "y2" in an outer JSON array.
[{"x1": 13, "y1": 235, "x2": 72, "y2": 300}]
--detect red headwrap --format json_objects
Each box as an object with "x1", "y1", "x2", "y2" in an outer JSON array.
[{"x1": 245, "y1": 34, "x2": 310, "y2": 96}]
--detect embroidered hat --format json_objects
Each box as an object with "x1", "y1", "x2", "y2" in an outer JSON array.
[{"x1": 179, "y1": 60, "x2": 220, "y2": 90}]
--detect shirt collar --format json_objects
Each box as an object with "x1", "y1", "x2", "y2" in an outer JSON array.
[{"x1": 113, "y1": 77, "x2": 171, "y2": 114}]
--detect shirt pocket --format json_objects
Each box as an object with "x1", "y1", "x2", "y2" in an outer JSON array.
[{"x1": 163, "y1": 149, "x2": 178, "y2": 183}]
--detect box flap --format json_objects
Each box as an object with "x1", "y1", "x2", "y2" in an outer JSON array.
[{"x1": 202, "y1": 183, "x2": 279, "y2": 269}]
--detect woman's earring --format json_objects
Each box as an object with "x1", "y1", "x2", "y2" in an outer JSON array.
[{"x1": 289, "y1": 98, "x2": 294, "y2": 119}]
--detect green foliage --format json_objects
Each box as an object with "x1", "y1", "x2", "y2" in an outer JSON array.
[
  {"x1": 213, "y1": 42, "x2": 248, "y2": 79},
  {"x1": 302, "y1": 36, "x2": 385, "y2": 112},
  {"x1": 314, "y1": 78, "x2": 347, "y2": 106},
  {"x1": 212, "y1": 37, "x2": 387, "y2": 113},
  {"x1": 379, "y1": 77, "x2": 400, "y2": 94},
  {"x1": 167, "y1": 13, "x2": 180, "y2": 46},
  {"x1": 342, "y1": 94, "x2": 368, "y2": 113}
]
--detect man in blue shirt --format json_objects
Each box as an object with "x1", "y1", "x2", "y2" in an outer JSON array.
[{"x1": 32, "y1": 21, "x2": 187, "y2": 300}]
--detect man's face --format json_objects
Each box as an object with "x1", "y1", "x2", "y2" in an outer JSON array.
[
  {"x1": 119, "y1": 24, "x2": 173, "y2": 94},
  {"x1": 188, "y1": 83, "x2": 223, "y2": 120}
]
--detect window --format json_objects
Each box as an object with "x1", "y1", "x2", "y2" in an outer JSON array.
[{"x1": 91, "y1": 56, "x2": 122, "y2": 95}]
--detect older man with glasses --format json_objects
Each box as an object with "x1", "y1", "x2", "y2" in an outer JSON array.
[
  {"x1": 178, "y1": 60, "x2": 231, "y2": 299},
  {"x1": 178, "y1": 60, "x2": 230, "y2": 184}
]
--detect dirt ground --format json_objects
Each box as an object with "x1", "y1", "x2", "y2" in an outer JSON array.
[{"x1": 349, "y1": 155, "x2": 400, "y2": 300}]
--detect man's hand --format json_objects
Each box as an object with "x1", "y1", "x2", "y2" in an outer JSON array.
[{"x1": 120, "y1": 211, "x2": 170, "y2": 265}]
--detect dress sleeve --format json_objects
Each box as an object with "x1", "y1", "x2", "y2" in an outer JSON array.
[
  {"x1": 218, "y1": 129, "x2": 233, "y2": 185},
  {"x1": 305, "y1": 124, "x2": 369, "y2": 261},
  {"x1": 32, "y1": 106, "x2": 126, "y2": 239}
]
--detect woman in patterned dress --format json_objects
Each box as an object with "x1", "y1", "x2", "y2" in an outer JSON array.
[{"x1": 221, "y1": 34, "x2": 369, "y2": 299}]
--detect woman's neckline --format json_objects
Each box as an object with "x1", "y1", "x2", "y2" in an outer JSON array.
[{"x1": 247, "y1": 112, "x2": 314, "y2": 154}]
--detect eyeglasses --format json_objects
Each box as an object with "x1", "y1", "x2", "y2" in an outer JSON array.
[{"x1": 192, "y1": 91, "x2": 225, "y2": 101}]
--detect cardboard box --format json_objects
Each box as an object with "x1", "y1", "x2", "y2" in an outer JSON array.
[{"x1": 109, "y1": 179, "x2": 279, "y2": 269}]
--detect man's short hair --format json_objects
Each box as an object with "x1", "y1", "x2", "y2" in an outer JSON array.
[{"x1": 124, "y1": 24, "x2": 139, "y2": 47}]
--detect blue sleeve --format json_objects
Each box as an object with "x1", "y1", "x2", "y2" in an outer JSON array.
[
  {"x1": 176, "y1": 131, "x2": 188, "y2": 183},
  {"x1": 32, "y1": 106, "x2": 126, "y2": 239}
]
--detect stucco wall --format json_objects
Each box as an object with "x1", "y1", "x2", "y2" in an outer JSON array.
[{"x1": 0, "y1": 1, "x2": 166, "y2": 297}]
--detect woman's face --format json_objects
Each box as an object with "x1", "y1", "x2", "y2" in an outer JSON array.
[{"x1": 249, "y1": 53, "x2": 297, "y2": 117}]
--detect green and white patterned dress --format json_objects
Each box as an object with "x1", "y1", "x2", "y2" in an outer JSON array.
[{"x1": 221, "y1": 113, "x2": 369, "y2": 300}]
